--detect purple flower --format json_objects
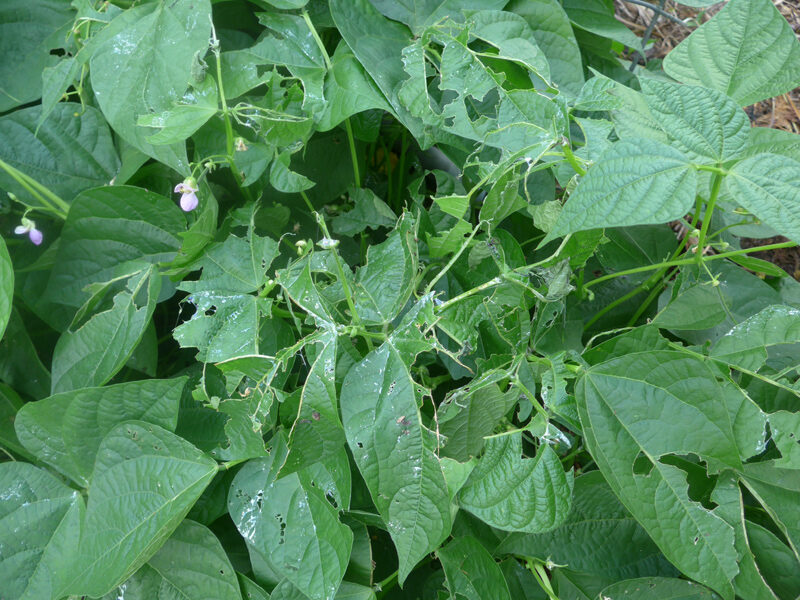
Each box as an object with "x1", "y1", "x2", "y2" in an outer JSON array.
[
  {"x1": 174, "y1": 178, "x2": 199, "y2": 212},
  {"x1": 14, "y1": 219, "x2": 43, "y2": 246}
]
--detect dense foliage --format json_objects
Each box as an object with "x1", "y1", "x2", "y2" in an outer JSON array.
[{"x1": 1, "y1": 0, "x2": 800, "y2": 598}]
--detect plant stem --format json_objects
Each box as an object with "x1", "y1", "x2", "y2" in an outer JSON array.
[
  {"x1": 424, "y1": 221, "x2": 482, "y2": 295},
  {"x1": 210, "y1": 20, "x2": 253, "y2": 202},
  {"x1": 0, "y1": 158, "x2": 69, "y2": 218},
  {"x1": 314, "y1": 213, "x2": 368, "y2": 346},
  {"x1": 561, "y1": 142, "x2": 586, "y2": 176},
  {"x1": 695, "y1": 172, "x2": 723, "y2": 264},
  {"x1": 435, "y1": 276, "x2": 501, "y2": 313},
  {"x1": 583, "y1": 241, "x2": 797, "y2": 289},
  {"x1": 344, "y1": 118, "x2": 361, "y2": 188},
  {"x1": 395, "y1": 130, "x2": 410, "y2": 206},
  {"x1": 302, "y1": 8, "x2": 362, "y2": 191}
]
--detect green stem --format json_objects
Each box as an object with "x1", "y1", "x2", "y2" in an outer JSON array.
[
  {"x1": 561, "y1": 141, "x2": 586, "y2": 176},
  {"x1": 424, "y1": 221, "x2": 482, "y2": 295},
  {"x1": 626, "y1": 266, "x2": 678, "y2": 326},
  {"x1": 394, "y1": 131, "x2": 410, "y2": 207},
  {"x1": 696, "y1": 172, "x2": 723, "y2": 264},
  {"x1": 0, "y1": 158, "x2": 69, "y2": 217},
  {"x1": 374, "y1": 570, "x2": 398, "y2": 597},
  {"x1": 435, "y1": 276, "x2": 501, "y2": 313},
  {"x1": 210, "y1": 20, "x2": 253, "y2": 202},
  {"x1": 303, "y1": 9, "x2": 362, "y2": 190},
  {"x1": 300, "y1": 190, "x2": 316, "y2": 213},
  {"x1": 695, "y1": 164, "x2": 728, "y2": 175},
  {"x1": 583, "y1": 241, "x2": 798, "y2": 290},
  {"x1": 314, "y1": 213, "x2": 367, "y2": 343},
  {"x1": 344, "y1": 118, "x2": 361, "y2": 188}
]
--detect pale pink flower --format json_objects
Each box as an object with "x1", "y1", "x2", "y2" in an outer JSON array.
[
  {"x1": 15, "y1": 219, "x2": 43, "y2": 246},
  {"x1": 174, "y1": 178, "x2": 199, "y2": 212}
]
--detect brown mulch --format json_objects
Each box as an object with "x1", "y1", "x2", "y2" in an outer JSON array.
[{"x1": 614, "y1": 0, "x2": 800, "y2": 280}]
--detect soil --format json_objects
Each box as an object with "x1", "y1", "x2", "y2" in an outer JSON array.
[{"x1": 613, "y1": 0, "x2": 800, "y2": 279}]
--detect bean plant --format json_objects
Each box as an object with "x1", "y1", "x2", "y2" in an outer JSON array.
[{"x1": 1, "y1": 0, "x2": 800, "y2": 599}]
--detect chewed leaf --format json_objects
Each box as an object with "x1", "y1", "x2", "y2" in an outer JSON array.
[
  {"x1": 458, "y1": 432, "x2": 573, "y2": 533},
  {"x1": 341, "y1": 340, "x2": 451, "y2": 583},
  {"x1": 228, "y1": 436, "x2": 353, "y2": 600}
]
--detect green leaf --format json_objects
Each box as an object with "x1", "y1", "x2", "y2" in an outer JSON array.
[
  {"x1": 0, "y1": 237, "x2": 11, "y2": 340},
  {"x1": 330, "y1": 0, "x2": 425, "y2": 142},
  {"x1": 251, "y1": 12, "x2": 326, "y2": 115},
  {"x1": 458, "y1": 431, "x2": 573, "y2": 533},
  {"x1": 270, "y1": 150, "x2": 315, "y2": 193},
  {"x1": 0, "y1": 463, "x2": 84, "y2": 600},
  {"x1": 741, "y1": 463, "x2": 800, "y2": 562},
  {"x1": 736, "y1": 127, "x2": 800, "y2": 164},
  {"x1": 46, "y1": 185, "x2": 184, "y2": 308},
  {"x1": 0, "y1": 0, "x2": 73, "y2": 112},
  {"x1": 0, "y1": 104, "x2": 120, "y2": 209},
  {"x1": 39, "y1": 56, "x2": 81, "y2": 128},
  {"x1": 137, "y1": 75, "x2": 219, "y2": 146},
  {"x1": 15, "y1": 378, "x2": 185, "y2": 486},
  {"x1": 746, "y1": 521, "x2": 800, "y2": 600},
  {"x1": 653, "y1": 283, "x2": 728, "y2": 331},
  {"x1": 437, "y1": 536, "x2": 511, "y2": 600},
  {"x1": 439, "y1": 377, "x2": 517, "y2": 462},
  {"x1": 51, "y1": 266, "x2": 161, "y2": 394},
  {"x1": 353, "y1": 214, "x2": 418, "y2": 324},
  {"x1": 496, "y1": 471, "x2": 678, "y2": 579},
  {"x1": 640, "y1": 79, "x2": 750, "y2": 164},
  {"x1": 175, "y1": 232, "x2": 279, "y2": 362},
  {"x1": 283, "y1": 331, "x2": 345, "y2": 473},
  {"x1": 370, "y1": 0, "x2": 506, "y2": 33},
  {"x1": 341, "y1": 340, "x2": 451, "y2": 583},
  {"x1": 88, "y1": 0, "x2": 212, "y2": 174},
  {"x1": 725, "y1": 154, "x2": 800, "y2": 244},
  {"x1": 100, "y1": 520, "x2": 242, "y2": 600},
  {"x1": 0, "y1": 309, "x2": 51, "y2": 399},
  {"x1": 599, "y1": 577, "x2": 719, "y2": 599},
  {"x1": 318, "y1": 41, "x2": 391, "y2": 132},
  {"x1": 65, "y1": 422, "x2": 217, "y2": 598},
  {"x1": 710, "y1": 472, "x2": 779, "y2": 600},
  {"x1": 180, "y1": 232, "x2": 279, "y2": 296},
  {"x1": 0, "y1": 384, "x2": 31, "y2": 459},
  {"x1": 546, "y1": 138, "x2": 697, "y2": 241},
  {"x1": 710, "y1": 305, "x2": 800, "y2": 371},
  {"x1": 506, "y1": 0, "x2": 584, "y2": 95},
  {"x1": 480, "y1": 166, "x2": 526, "y2": 228},
  {"x1": 333, "y1": 187, "x2": 396, "y2": 236},
  {"x1": 577, "y1": 352, "x2": 742, "y2": 598},
  {"x1": 769, "y1": 411, "x2": 800, "y2": 469},
  {"x1": 663, "y1": 0, "x2": 800, "y2": 106},
  {"x1": 561, "y1": 0, "x2": 641, "y2": 49},
  {"x1": 228, "y1": 438, "x2": 353, "y2": 600}
]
